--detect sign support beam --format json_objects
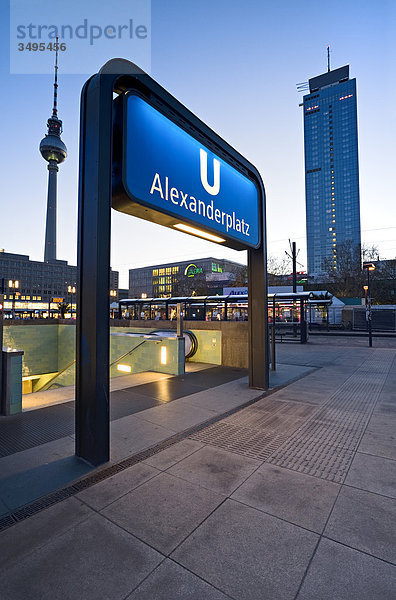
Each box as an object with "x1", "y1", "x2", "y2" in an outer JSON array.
[
  {"x1": 76, "y1": 62, "x2": 144, "y2": 466},
  {"x1": 76, "y1": 72, "x2": 112, "y2": 465},
  {"x1": 248, "y1": 230, "x2": 269, "y2": 389}
]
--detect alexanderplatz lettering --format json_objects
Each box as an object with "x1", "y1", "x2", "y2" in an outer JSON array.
[
  {"x1": 150, "y1": 174, "x2": 251, "y2": 238},
  {"x1": 76, "y1": 60, "x2": 268, "y2": 466}
]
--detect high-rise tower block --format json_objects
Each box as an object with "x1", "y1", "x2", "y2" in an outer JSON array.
[{"x1": 303, "y1": 60, "x2": 361, "y2": 276}]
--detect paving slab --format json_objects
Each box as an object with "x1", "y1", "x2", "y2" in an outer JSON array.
[
  {"x1": 0, "y1": 498, "x2": 9, "y2": 517},
  {"x1": 77, "y1": 462, "x2": 160, "y2": 511},
  {"x1": 1, "y1": 513, "x2": 162, "y2": 600},
  {"x1": 143, "y1": 439, "x2": 204, "y2": 471},
  {"x1": 268, "y1": 363, "x2": 316, "y2": 388},
  {"x1": 0, "y1": 436, "x2": 75, "y2": 480},
  {"x1": 375, "y1": 402, "x2": 396, "y2": 415},
  {"x1": 134, "y1": 401, "x2": 217, "y2": 433},
  {"x1": 345, "y1": 452, "x2": 396, "y2": 498},
  {"x1": 0, "y1": 455, "x2": 92, "y2": 512},
  {"x1": 179, "y1": 376, "x2": 263, "y2": 413},
  {"x1": 297, "y1": 538, "x2": 396, "y2": 600},
  {"x1": 110, "y1": 413, "x2": 175, "y2": 463},
  {"x1": 102, "y1": 471, "x2": 224, "y2": 555},
  {"x1": 366, "y1": 413, "x2": 396, "y2": 435},
  {"x1": 172, "y1": 499, "x2": 318, "y2": 600},
  {"x1": 324, "y1": 486, "x2": 396, "y2": 564},
  {"x1": 0, "y1": 497, "x2": 93, "y2": 572},
  {"x1": 168, "y1": 445, "x2": 261, "y2": 495},
  {"x1": 231, "y1": 463, "x2": 340, "y2": 533},
  {"x1": 127, "y1": 559, "x2": 231, "y2": 600},
  {"x1": 358, "y1": 429, "x2": 396, "y2": 460}
]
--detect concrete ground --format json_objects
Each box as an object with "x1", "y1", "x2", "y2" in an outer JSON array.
[{"x1": 0, "y1": 335, "x2": 395, "y2": 599}]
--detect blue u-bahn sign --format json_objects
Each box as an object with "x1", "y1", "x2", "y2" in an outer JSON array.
[{"x1": 112, "y1": 93, "x2": 260, "y2": 249}]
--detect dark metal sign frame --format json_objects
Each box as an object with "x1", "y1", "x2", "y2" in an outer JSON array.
[
  {"x1": 76, "y1": 59, "x2": 268, "y2": 466},
  {"x1": 112, "y1": 90, "x2": 261, "y2": 250}
]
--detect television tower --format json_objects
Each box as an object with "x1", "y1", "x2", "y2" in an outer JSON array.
[{"x1": 40, "y1": 39, "x2": 67, "y2": 262}]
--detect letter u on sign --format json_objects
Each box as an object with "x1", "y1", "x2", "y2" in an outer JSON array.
[{"x1": 200, "y1": 149, "x2": 220, "y2": 196}]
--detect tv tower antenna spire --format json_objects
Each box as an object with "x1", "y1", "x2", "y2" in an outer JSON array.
[
  {"x1": 327, "y1": 45, "x2": 331, "y2": 72},
  {"x1": 52, "y1": 37, "x2": 59, "y2": 117}
]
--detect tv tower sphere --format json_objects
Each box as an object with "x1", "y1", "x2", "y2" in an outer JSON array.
[
  {"x1": 39, "y1": 43, "x2": 67, "y2": 164},
  {"x1": 39, "y1": 118, "x2": 67, "y2": 164}
]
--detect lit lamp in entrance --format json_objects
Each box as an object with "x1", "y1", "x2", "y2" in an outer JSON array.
[
  {"x1": 173, "y1": 223, "x2": 225, "y2": 244},
  {"x1": 160, "y1": 345, "x2": 167, "y2": 365},
  {"x1": 117, "y1": 364, "x2": 132, "y2": 373}
]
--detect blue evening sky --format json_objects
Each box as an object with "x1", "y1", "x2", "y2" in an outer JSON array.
[{"x1": 1, "y1": 0, "x2": 395, "y2": 287}]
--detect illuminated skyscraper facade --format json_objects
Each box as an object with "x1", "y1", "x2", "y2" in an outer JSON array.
[{"x1": 303, "y1": 65, "x2": 361, "y2": 276}]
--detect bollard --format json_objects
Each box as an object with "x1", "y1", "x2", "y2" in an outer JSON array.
[{"x1": 1, "y1": 348, "x2": 24, "y2": 416}]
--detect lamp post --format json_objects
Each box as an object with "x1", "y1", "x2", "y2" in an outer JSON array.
[
  {"x1": 363, "y1": 262, "x2": 375, "y2": 347},
  {"x1": 110, "y1": 290, "x2": 117, "y2": 319},
  {"x1": 68, "y1": 285, "x2": 76, "y2": 319},
  {"x1": 8, "y1": 280, "x2": 19, "y2": 319}
]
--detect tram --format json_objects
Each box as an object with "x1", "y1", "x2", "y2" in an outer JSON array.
[{"x1": 118, "y1": 292, "x2": 315, "y2": 327}]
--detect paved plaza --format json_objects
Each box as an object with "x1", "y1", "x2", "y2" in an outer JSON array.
[{"x1": 0, "y1": 335, "x2": 395, "y2": 599}]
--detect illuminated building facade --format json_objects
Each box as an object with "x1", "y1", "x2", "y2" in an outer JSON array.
[
  {"x1": 303, "y1": 65, "x2": 361, "y2": 276},
  {"x1": 129, "y1": 257, "x2": 246, "y2": 298},
  {"x1": 0, "y1": 250, "x2": 118, "y2": 316}
]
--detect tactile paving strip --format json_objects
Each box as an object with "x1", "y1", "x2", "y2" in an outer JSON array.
[
  {"x1": 268, "y1": 350, "x2": 395, "y2": 482},
  {"x1": 191, "y1": 350, "x2": 395, "y2": 483},
  {"x1": 190, "y1": 396, "x2": 317, "y2": 461}
]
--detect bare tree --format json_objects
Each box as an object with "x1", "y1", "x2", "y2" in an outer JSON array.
[
  {"x1": 57, "y1": 302, "x2": 71, "y2": 319},
  {"x1": 362, "y1": 244, "x2": 380, "y2": 262},
  {"x1": 224, "y1": 264, "x2": 247, "y2": 287},
  {"x1": 267, "y1": 254, "x2": 290, "y2": 286}
]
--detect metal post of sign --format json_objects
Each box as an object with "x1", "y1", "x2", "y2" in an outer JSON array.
[
  {"x1": 76, "y1": 71, "x2": 112, "y2": 465},
  {"x1": 76, "y1": 61, "x2": 144, "y2": 466},
  {"x1": 248, "y1": 190, "x2": 269, "y2": 389}
]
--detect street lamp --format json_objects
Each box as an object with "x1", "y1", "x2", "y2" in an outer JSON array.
[
  {"x1": 363, "y1": 262, "x2": 375, "y2": 347},
  {"x1": 8, "y1": 280, "x2": 19, "y2": 319},
  {"x1": 109, "y1": 290, "x2": 117, "y2": 319},
  {"x1": 68, "y1": 285, "x2": 76, "y2": 319}
]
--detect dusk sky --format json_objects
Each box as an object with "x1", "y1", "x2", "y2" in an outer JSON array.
[{"x1": 1, "y1": 0, "x2": 395, "y2": 287}]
